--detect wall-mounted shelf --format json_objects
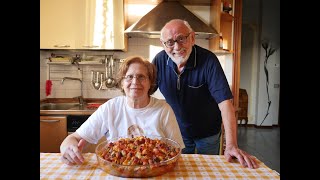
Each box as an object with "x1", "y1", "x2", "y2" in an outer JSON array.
[
  {"x1": 46, "y1": 53, "x2": 109, "y2": 66},
  {"x1": 209, "y1": 0, "x2": 234, "y2": 52},
  {"x1": 78, "y1": 61, "x2": 103, "y2": 65},
  {"x1": 221, "y1": 12, "x2": 234, "y2": 22},
  {"x1": 47, "y1": 61, "x2": 71, "y2": 65},
  {"x1": 47, "y1": 61, "x2": 104, "y2": 65},
  {"x1": 213, "y1": 49, "x2": 234, "y2": 55}
]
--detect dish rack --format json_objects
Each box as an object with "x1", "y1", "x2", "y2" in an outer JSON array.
[
  {"x1": 46, "y1": 53, "x2": 122, "y2": 90},
  {"x1": 47, "y1": 53, "x2": 106, "y2": 65}
]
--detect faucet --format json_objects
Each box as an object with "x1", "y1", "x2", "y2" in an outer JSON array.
[{"x1": 61, "y1": 77, "x2": 84, "y2": 106}]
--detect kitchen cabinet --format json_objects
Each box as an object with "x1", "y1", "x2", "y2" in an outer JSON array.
[
  {"x1": 210, "y1": 0, "x2": 242, "y2": 155},
  {"x1": 209, "y1": 0, "x2": 242, "y2": 110},
  {"x1": 40, "y1": 0, "x2": 80, "y2": 49},
  {"x1": 210, "y1": 0, "x2": 235, "y2": 53},
  {"x1": 40, "y1": 0, "x2": 127, "y2": 51},
  {"x1": 40, "y1": 116, "x2": 67, "y2": 153}
]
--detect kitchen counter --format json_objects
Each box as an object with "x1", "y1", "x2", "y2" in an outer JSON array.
[
  {"x1": 40, "y1": 98, "x2": 109, "y2": 115},
  {"x1": 40, "y1": 98, "x2": 109, "y2": 153}
]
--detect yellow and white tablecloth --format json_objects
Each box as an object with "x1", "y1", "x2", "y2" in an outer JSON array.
[{"x1": 40, "y1": 153, "x2": 280, "y2": 180}]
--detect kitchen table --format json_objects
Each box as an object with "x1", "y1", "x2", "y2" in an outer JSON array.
[{"x1": 40, "y1": 153, "x2": 279, "y2": 179}]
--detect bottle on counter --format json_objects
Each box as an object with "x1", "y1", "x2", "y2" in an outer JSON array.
[
  {"x1": 223, "y1": 1, "x2": 232, "y2": 14},
  {"x1": 219, "y1": 33, "x2": 224, "y2": 49},
  {"x1": 228, "y1": 2, "x2": 232, "y2": 15}
]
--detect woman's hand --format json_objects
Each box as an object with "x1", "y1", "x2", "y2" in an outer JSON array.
[{"x1": 60, "y1": 133, "x2": 87, "y2": 165}]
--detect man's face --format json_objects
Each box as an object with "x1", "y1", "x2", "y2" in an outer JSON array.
[{"x1": 161, "y1": 27, "x2": 195, "y2": 66}]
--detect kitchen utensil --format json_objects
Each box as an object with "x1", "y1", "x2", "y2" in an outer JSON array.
[
  {"x1": 99, "y1": 73, "x2": 104, "y2": 90},
  {"x1": 93, "y1": 71, "x2": 101, "y2": 90},
  {"x1": 105, "y1": 56, "x2": 116, "y2": 88},
  {"x1": 91, "y1": 70, "x2": 97, "y2": 89},
  {"x1": 91, "y1": 70, "x2": 94, "y2": 86},
  {"x1": 109, "y1": 56, "x2": 116, "y2": 87}
]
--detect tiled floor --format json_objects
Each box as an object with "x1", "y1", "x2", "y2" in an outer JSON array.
[{"x1": 237, "y1": 126, "x2": 280, "y2": 173}]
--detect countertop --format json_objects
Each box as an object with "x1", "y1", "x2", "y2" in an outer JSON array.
[
  {"x1": 40, "y1": 98, "x2": 109, "y2": 115},
  {"x1": 40, "y1": 153, "x2": 280, "y2": 179}
]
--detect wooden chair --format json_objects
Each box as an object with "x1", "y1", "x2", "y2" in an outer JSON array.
[
  {"x1": 238, "y1": 89, "x2": 248, "y2": 126},
  {"x1": 219, "y1": 124, "x2": 225, "y2": 155}
]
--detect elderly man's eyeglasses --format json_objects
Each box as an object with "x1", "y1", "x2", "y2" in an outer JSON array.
[
  {"x1": 123, "y1": 74, "x2": 148, "y2": 82},
  {"x1": 162, "y1": 33, "x2": 191, "y2": 48}
]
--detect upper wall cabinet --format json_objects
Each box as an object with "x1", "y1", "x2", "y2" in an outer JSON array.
[
  {"x1": 40, "y1": 0, "x2": 127, "y2": 51},
  {"x1": 209, "y1": 0, "x2": 234, "y2": 53}
]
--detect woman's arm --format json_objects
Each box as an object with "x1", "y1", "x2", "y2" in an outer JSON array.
[{"x1": 60, "y1": 132, "x2": 88, "y2": 165}]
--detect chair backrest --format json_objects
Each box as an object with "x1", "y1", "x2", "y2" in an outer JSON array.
[
  {"x1": 238, "y1": 88, "x2": 248, "y2": 119},
  {"x1": 219, "y1": 124, "x2": 225, "y2": 155}
]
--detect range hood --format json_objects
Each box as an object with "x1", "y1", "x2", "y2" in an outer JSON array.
[{"x1": 124, "y1": 1, "x2": 218, "y2": 39}]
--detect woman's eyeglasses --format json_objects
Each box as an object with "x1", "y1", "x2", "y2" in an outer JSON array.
[
  {"x1": 162, "y1": 33, "x2": 191, "y2": 48},
  {"x1": 123, "y1": 74, "x2": 148, "y2": 83}
]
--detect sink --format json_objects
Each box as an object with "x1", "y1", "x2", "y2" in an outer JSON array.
[
  {"x1": 40, "y1": 103, "x2": 80, "y2": 110},
  {"x1": 40, "y1": 98, "x2": 106, "y2": 111},
  {"x1": 40, "y1": 102, "x2": 102, "y2": 110}
]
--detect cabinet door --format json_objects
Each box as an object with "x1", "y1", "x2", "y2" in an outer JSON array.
[
  {"x1": 40, "y1": 0, "x2": 81, "y2": 49},
  {"x1": 40, "y1": 116, "x2": 67, "y2": 153},
  {"x1": 77, "y1": 0, "x2": 126, "y2": 50},
  {"x1": 40, "y1": 0, "x2": 126, "y2": 50}
]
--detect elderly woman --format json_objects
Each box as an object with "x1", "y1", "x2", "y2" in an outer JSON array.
[{"x1": 60, "y1": 56, "x2": 185, "y2": 165}]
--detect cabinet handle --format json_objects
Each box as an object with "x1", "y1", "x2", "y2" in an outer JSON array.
[
  {"x1": 40, "y1": 120, "x2": 60, "y2": 123},
  {"x1": 53, "y1": 45, "x2": 70, "y2": 48},
  {"x1": 82, "y1": 45, "x2": 99, "y2": 48}
]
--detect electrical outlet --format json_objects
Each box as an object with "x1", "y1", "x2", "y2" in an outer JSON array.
[{"x1": 274, "y1": 84, "x2": 280, "y2": 88}]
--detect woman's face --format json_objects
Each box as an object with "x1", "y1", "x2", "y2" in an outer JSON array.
[{"x1": 122, "y1": 62, "x2": 150, "y2": 101}]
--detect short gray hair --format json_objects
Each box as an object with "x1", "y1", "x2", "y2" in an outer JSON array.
[{"x1": 160, "y1": 19, "x2": 194, "y2": 39}]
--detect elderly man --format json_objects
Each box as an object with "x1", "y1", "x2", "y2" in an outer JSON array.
[{"x1": 152, "y1": 19, "x2": 258, "y2": 169}]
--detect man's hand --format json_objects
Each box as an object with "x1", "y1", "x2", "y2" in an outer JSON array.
[{"x1": 224, "y1": 145, "x2": 259, "y2": 169}]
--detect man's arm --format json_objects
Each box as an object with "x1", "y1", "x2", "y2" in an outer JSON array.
[
  {"x1": 218, "y1": 99, "x2": 237, "y2": 149},
  {"x1": 218, "y1": 99, "x2": 258, "y2": 169}
]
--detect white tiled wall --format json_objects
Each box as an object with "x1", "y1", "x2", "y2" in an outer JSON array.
[{"x1": 40, "y1": 38, "x2": 232, "y2": 100}]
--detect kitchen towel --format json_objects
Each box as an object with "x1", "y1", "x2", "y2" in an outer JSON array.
[{"x1": 45, "y1": 80, "x2": 52, "y2": 96}]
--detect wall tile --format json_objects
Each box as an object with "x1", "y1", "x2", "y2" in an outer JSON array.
[{"x1": 40, "y1": 38, "x2": 210, "y2": 99}]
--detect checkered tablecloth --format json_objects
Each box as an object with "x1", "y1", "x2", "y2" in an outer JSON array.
[{"x1": 40, "y1": 153, "x2": 280, "y2": 180}]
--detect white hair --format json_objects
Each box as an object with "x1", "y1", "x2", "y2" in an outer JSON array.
[{"x1": 160, "y1": 19, "x2": 194, "y2": 39}]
